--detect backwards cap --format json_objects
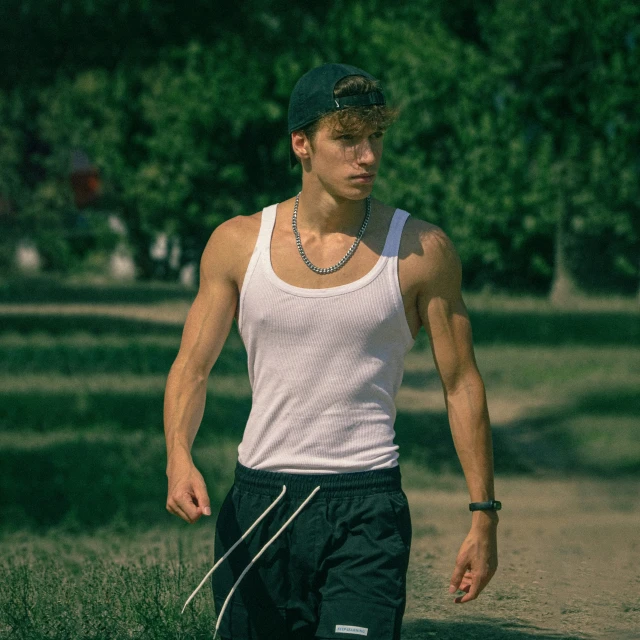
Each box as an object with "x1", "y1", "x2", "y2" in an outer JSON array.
[{"x1": 287, "y1": 63, "x2": 386, "y2": 167}]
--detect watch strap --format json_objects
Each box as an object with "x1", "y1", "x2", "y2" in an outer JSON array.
[{"x1": 469, "y1": 500, "x2": 502, "y2": 511}]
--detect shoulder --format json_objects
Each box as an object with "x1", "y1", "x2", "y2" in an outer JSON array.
[
  {"x1": 200, "y1": 212, "x2": 262, "y2": 283},
  {"x1": 401, "y1": 215, "x2": 462, "y2": 294}
]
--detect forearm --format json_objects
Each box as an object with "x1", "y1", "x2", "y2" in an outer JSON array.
[
  {"x1": 164, "y1": 358, "x2": 208, "y2": 472},
  {"x1": 444, "y1": 372, "x2": 495, "y2": 503}
]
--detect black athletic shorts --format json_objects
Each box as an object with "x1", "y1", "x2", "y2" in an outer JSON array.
[{"x1": 211, "y1": 461, "x2": 412, "y2": 640}]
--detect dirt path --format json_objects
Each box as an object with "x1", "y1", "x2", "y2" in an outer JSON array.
[{"x1": 402, "y1": 475, "x2": 640, "y2": 639}]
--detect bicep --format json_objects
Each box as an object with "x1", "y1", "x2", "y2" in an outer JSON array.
[
  {"x1": 417, "y1": 229, "x2": 478, "y2": 393},
  {"x1": 172, "y1": 226, "x2": 239, "y2": 378}
]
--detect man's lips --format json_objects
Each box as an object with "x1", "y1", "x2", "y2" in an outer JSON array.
[{"x1": 352, "y1": 173, "x2": 376, "y2": 179}]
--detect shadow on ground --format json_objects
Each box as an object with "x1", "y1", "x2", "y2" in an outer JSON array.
[
  {"x1": 0, "y1": 384, "x2": 252, "y2": 431},
  {"x1": 395, "y1": 385, "x2": 640, "y2": 477},
  {"x1": 401, "y1": 619, "x2": 588, "y2": 639},
  {"x1": 0, "y1": 432, "x2": 237, "y2": 531},
  {"x1": 2, "y1": 381, "x2": 638, "y2": 533}
]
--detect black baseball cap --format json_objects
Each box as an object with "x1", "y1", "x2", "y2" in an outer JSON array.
[{"x1": 287, "y1": 63, "x2": 386, "y2": 167}]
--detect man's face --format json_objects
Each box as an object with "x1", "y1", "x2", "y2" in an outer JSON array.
[{"x1": 299, "y1": 121, "x2": 385, "y2": 199}]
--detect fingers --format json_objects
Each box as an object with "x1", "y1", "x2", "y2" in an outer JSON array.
[
  {"x1": 449, "y1": 560, "x2": 468, "y2": 594},
  {"x1": 192, "y1": 478, "x2": 212, "y2": 518},
  {"x1": 198, "y1": 490, "x2": 212, "y2": 517},
  {"x1": 449, "y1": 527, "x2": 498, "y2": 603},
  {"x1": 166, "y1": 477, "x2": 212, "y2": 524},
  {"x1": 455, "y1": 577, "x2": 480, "y2": 604},
  {"x1": 167, "y1": 499, "x2": 194, "y2": 523},
  {"x1": 449, "y1": 569, "x2": 471, "y2": 598},
  {"x1": 451, "y1": 568, "x2": 495, "y2": 603},
  {"x1": 166, "y1": 488, "x2": 198, "y2": 523}
]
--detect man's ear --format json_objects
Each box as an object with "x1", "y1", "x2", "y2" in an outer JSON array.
[{"x1": 291, "y1": 131, "x2": 311, "y2": 163}]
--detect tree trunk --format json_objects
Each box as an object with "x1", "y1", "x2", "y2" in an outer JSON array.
[
  {"x1": 549, "y1": 199, "x2": 580, "y2": 306},
  {"x1": 637, "y1": 255, "x2": 640, "y2": 306}
]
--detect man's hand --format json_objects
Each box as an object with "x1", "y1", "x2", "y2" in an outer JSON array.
[
  {"x1": 166, "y1": 459, "x2": 212, "y2": 524},
  {"x1": 449, "y1": 514, "x2": 498, "y2": 603}
]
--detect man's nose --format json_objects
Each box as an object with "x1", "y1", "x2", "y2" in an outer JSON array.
[{"x1": 355, "y1": 138, "x2": 376, "y2": 165}]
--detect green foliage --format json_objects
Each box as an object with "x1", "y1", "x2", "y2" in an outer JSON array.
[
  {"x1": 374, "y1": 0, "x2": 639, "y2": 291},
  {"x1": 130, "y1": 38, "x2": 276, "y2": 236},
  {"x1": 0, "y1": 0, "x2": 638, "y2": 290},
  {"x1": 0, "y1": 91, "x2": 26, "y2": 270}
]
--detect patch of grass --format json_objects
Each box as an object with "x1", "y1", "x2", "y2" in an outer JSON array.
[
  {"x1": 0, "y1": 374, "x2": 252, "y2": 431},
  {"x1": 405, "y1": 345, "x2": 640, "y2": 393},
  {"x1": 0, "y1": 538, "x2": 218, "y2": 639},
  {"x1": 0, "y1": 431, "x2": 238, "y2": 532},
  {"x1": 0, "y1": 312, "x2": 185, "y2": 336},
  {"x1": 466, "y1": 309, "x2": 640, "y2": 345},
  {"x1": 0, "y1": 333, "x2": 246, "y2": 375},
  {"x1": 472, "y1": 345, "x2": 640, "y2": 392},
  {"x1": 562, "y1": 415, "x2": 640, "y2": 474},
  {"x1": 463, "y1": 291, "x2": 639, "y2": 313},
  {"x1": 0, "y1": 274, "x2": 196, "y2": 304}
]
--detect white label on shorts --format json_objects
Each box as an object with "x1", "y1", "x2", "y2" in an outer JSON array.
[{"x1": 335, "y1": 624, "x2": 368, "y2": 636}]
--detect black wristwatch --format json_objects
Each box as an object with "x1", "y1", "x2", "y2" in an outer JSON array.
[{"x1": 469, "y1": 500, "x2": 502, "y2": 512}]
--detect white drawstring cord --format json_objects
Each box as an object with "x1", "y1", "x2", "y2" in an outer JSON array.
[
  {"x1": 212, "y1": 485, "x2": 321, "y2": 640},
  {"x1": 181, "y1": 484, "x2": 287, "y2": 615}
]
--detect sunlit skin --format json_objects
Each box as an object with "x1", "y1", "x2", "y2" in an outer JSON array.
[
  {"x1": 293, "y1": 120, "x2": 498, "y2": 604},
  {"x1": 291, "y1": 123, "x2": 384, "y2": 237},
  {"x1": 165, "y1": 116, "x2": 498, "y2": 607}
]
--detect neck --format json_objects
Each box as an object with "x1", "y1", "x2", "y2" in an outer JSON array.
[{"x1": 295, "y1": 183, "x2": 371, "y2": 238}]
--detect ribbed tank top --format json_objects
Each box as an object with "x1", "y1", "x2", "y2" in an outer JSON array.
[{"x1": 235, "y1": 203, "x2": 415, "y2": 473}]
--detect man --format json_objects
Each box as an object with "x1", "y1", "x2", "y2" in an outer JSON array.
[{"x1": 165, "y1": 63, "x2": 499, "y2": 640}]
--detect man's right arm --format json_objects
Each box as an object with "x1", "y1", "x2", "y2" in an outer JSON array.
[{"x1": 164, "y1": 218, "x2": 240, "y2": 524}]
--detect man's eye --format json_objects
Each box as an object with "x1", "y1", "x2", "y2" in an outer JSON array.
[{"x1": 339, "y1": 134, "x2": 354, "y2": 140}]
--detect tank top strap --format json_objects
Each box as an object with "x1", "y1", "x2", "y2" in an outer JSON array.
[
  {"x1": 255, "y1": 204, "x2": 278, "y2": 253},
  {"x1": 382, "y1": 208, "x2": 411, "y2": 260},
  {"x1": 256, "y1": 203, "x2": 409, "y2": 262}
]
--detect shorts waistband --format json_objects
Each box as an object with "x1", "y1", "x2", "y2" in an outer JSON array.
[{"x1": 233, "y1": 461, "x2": 403, "y2": 498}]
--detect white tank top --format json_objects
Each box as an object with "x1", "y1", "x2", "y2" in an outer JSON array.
[{"x1": 235, "y1": 203, "x2": 415, "y2": 473}]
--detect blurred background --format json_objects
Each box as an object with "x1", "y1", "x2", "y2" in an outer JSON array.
[
  {"x1": 1, "y1": 0, "x2": 638, "y2": 295},
  {"x1": 0, "y1": 1, "x2": 638, "y2": 639}
]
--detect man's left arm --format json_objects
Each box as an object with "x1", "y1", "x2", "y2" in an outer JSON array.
[{"x1": 415, "y1": 226, "x2": 498, "y2": 604}]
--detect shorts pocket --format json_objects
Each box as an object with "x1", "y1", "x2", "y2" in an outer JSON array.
[
  {"x1": 214, "y1": 596, "x2": 287, "y2": 640},
  {"x1": 316, "y1": 597, "x2": 397, "y2": 639},
  {"x1": 384, "y1": 490, "x2": 412, "y2": 553}
]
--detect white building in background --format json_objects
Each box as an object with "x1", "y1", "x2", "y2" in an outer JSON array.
[
  {"x1": 180, "y1": 262, "x2": 196, "y2": 287},
  {"x1": 149, "y1": 230, "x2": 197, "y2": 286},
  {"x1": 109, "y1": 244, "x2": 136, "y2": 280},
  {"x1": 108, "y1": 214, "x2": 136, "y2": 280},
  {"x1": 108, "y1": 214, "x2": 127, "y2": 237},
  {"x1": 12, "y1": 214, "x2": 196, "y2": 285},
  {"x1": 15, "y1": 239, "x2": 41, "y2": 272}
]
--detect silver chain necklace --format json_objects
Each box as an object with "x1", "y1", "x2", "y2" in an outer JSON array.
[{"x1": 292, "y1": 192, "x2": 371, "y2": 275}]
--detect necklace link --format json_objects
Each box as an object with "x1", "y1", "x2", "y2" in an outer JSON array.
[{"x1": 292, "y1": 193, "x2": 371, "y2": 275}]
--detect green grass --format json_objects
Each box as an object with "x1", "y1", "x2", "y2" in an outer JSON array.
[
  {"x1": 0, "y1": 343, "x2": 637, "y2": 534},
  {"x1": 0, "y1": 430, "x2": 239, "y2": 531},
  {"x1": 0, "y1": 274, "x2": 197, "y2": 304},
  {"x1": 0, "y1": 285, "x2": 638, "y2": 638},
  {"x1": 0, "y1": 531, "x2": 218, "y2": 639}
]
